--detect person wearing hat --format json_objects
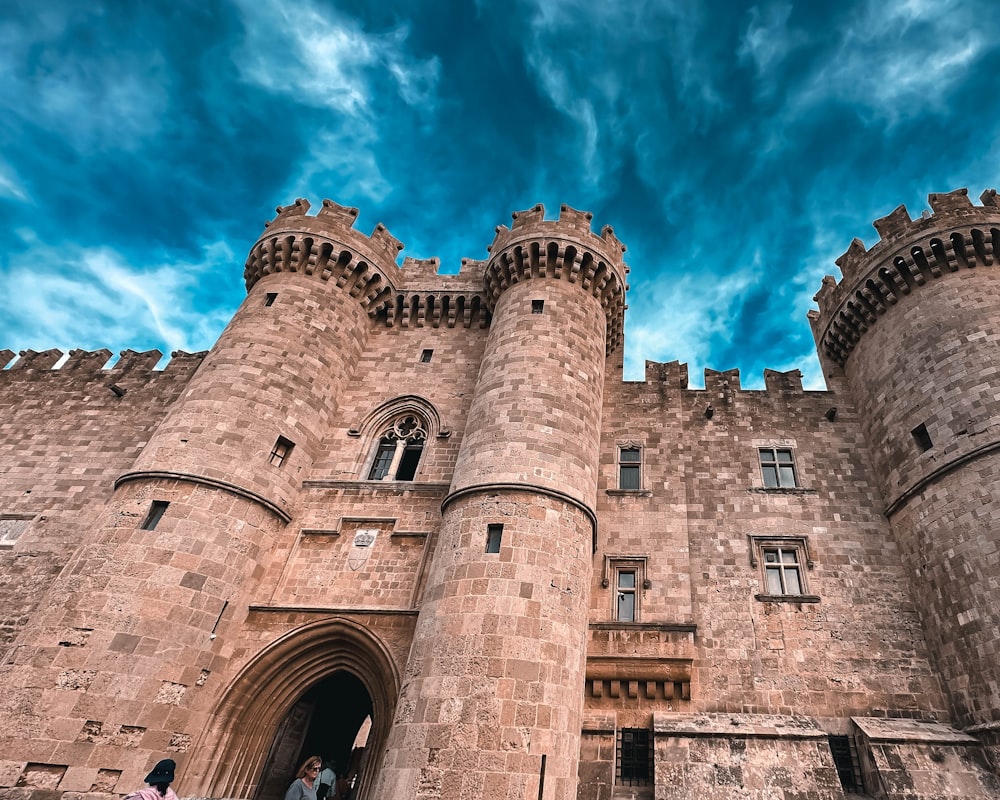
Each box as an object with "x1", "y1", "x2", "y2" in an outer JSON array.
[{"x1": 125, "y1": 759, "x2": 178, "y2": 800}]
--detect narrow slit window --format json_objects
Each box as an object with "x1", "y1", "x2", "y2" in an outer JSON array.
[
  {"x1": 264, "y1": 292, "x2": 277, "y2": 306},
  {"x1": 531, "y1": 299, "x2": 544, "y2": 314},
  {"x1": 912, "y1": 423, "x2": 932, "y2": 452},
  {"x1": 269, "y1": 436, "x2": 294, "y2": 467},
  {"x1": 141, "y1": 501, "x2": 169, "y2": 531},
  {"x1": 486, "y1": 524, "x2": 503, "y2": 554},
  {"x1": 420, "y1": 349, "x2": 433, "y2": 363},
  {"x1": 828, "y1": 735, "x2": 865, "y2": 793}
]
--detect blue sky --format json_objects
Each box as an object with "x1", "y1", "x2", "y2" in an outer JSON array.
[{"x1": 2, "y1": 0, "x2": 999, "y2": 387}]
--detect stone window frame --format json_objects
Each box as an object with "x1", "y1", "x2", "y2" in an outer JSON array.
[
  {"x1": 364, "y1": 413, "x2": 428, "y2": 482},
  {"x1": 0, "y1": 514, "x2": 33, "y2": 549},
  {"x1": 607, "y1": 440, "x2": 651, "y2": 496},
  {"x1": 601, "y1": 555, "x2": 651, "y2": 622},
  {"x1": 756, "y1": 443, "x2": 799, "y2": 489},
  {"x1": 268, "y1": 436, "x2": 295, "y2": 468},
  {"x1": 747, "y1": 534, "x2": 819, "y2": 603},
  {"x1": 616, "y1": 726, "x2": 653, "y2": 786},
  {"x1": 349, "y1": 395, "x2": 447, "y2": 484}
]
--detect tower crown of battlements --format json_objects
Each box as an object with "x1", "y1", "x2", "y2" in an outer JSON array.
[
  {"x1": 244, "y1": 199, "x2": 405, "y2": 315},
  {"x1": 485, "y1": 204, "x2": 630, "y2": 353},
  {"x1": 810, "y1": 187, "x2": 1000, "y2": 367}
]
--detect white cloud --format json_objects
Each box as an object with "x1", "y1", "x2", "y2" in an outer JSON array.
[
  {"x1": 0, "y1": 233, "x2": 236, "y2": 358},
  {"x1": 788, "y1": 0, "x2": 988, "y2": 123},
  {"x1": 230, "y1": 0, "x2": 439, "y2": 115},
  {"x1": 624, "y1": 266, "x2": 760, "y2": 383},
  {"x1": 738, "y1": 3, "x2": 801, "y2": 78},
  {"x1": 0, "y1": 12, "x2": 170, "y2": 154},
  {"x1": 229, "y1": 0, "x2": 439, "y2": 206},
  {"x1": 283, "y1": 127, "x2": 392, "y2": 204},
  {"x1": 0, "y1": 161, "x2": 29, "y2": 201}
]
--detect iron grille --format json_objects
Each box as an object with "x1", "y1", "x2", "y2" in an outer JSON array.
[{"x1": 617, "y1": 727, "x2": 652, "y2": 786}]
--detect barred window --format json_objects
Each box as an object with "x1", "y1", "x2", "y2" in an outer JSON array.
[{"x1": 617, "y1": 727, "x2": 652, "y2": 786}]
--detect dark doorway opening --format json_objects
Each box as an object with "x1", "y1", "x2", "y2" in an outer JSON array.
[
  {"x1": 256, "y1": 671, "x2": 374, "y2": 800},
  {"x1": 300, "y1": 671, "x2": 373, "y2": 783}
]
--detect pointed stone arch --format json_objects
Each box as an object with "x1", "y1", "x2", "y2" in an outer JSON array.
[
  {"x1": 349, "y1": 395, "x2": 448, "y2": 480},
  {"x1": 185, "y1": 617, "x2": 401, "y2": 800}
]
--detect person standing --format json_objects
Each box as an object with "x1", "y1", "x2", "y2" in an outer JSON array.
[
  {"x1": 125, "y1": 759, "x2": 178, "y2": 800},
  {"x1": 284, "y1": 756, "x2": 321, "y2": 800},
  {"x1": 315, "y1": 758, "x2": 336, "y2": 800}
]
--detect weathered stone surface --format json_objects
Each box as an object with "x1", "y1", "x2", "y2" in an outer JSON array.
[{"x1": 1, "y1": 196, "x2": 1000, "y2": 800}]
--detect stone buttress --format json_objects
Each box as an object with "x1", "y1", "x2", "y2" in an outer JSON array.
[
  {"x1": 811, "y1": 188, "x2": 1000, "y2": 759},
  {"x1": 369, "y1": 205, "x2": 628, "y2": 800}
]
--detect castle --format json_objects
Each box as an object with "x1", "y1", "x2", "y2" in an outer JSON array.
[{"x1": 1, "y1": 187, "x2": 999, "y2": 800}]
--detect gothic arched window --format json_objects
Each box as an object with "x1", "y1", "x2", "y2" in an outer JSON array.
[{"x1": 367, "y1": 414, "x2": 427, "y2": 481}]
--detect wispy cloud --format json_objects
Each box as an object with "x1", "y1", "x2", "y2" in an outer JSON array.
[
  {"x1": 738, "y1": 3, "x2": 803, "y2": 82},
  {"x1": 0, "y1": 7, "x2": 171, "y2": 154},
  {"x1": 788, "y1": 0, "x2": 987, "y2": 123},
  {"x1": 0, "y1": 232, "x2": 235, "y2": 357},
  {"x1": 230, "y1": 0, "x2": 439, "y2": 114}
]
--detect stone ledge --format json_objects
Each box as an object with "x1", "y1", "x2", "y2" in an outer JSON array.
[
  {"x1": 852, "y1": 717, "x2": 979, "y2": 744},
  {"x1": 653, "y1": 712, "x2": 828, "y2": 740}
]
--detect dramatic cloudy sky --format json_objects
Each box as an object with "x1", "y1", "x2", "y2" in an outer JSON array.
[{"x1": 2, "y1": 0, "x2": 999, "y2": 387}]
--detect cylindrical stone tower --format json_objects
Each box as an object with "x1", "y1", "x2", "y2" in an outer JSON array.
[
  {"x1": 371, "y1": 205, "x2": 627, "y2": 800},
  {"x1": 22, "y1": 199, "x2": 401, "y2": 783},
  {"x1": 810, "y1": 188, "x2": 1000, "y2": 749}
]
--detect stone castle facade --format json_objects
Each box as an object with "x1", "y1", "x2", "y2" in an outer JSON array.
[{"x1": 1, "y1": 188, "x2": 1000, "y2": 800}]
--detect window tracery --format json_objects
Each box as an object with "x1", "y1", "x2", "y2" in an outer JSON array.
[{"x1": 367, "y1": 414, "x2": 428, "y2": 481}]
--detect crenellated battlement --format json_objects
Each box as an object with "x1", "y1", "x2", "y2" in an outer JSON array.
[
  {"x1": 640, "y1": 360, "x2": 814, "y2": 397},
  {"x1": 245, "y1": 199, "x2": 405, "y2": 316},
  {"x1": 485, "y1": 204, "x2": 630, "y2": 353},
  {"x1": 811, "y1": 188, "x2": 1000, "y2": 367},
  {"x1": 0, "y1": 348, "x2": 205, "y2": 377}
]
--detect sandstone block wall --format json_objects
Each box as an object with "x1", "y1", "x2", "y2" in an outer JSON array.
[{"x1": 2, "y1": 194, "x2": 1000, "y2": 800}]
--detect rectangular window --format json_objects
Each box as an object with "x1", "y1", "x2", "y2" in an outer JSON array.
[
  {"x1": 605, "y1": 557, "x2": 647, "y2": 621},
  {"x1": 829, "y1": 735, "x2": 865, "y2": 793},
  {"x1": 0, "y1": 517, "x2": 31, "y2": 549},
  {"x1": 141, "y1": 501, "x2": 169, "y2": 531},
  {"x1": 368, "y1": 439, "x2": 396, "y2": 480},
  {"x1": 912, "y1": 423, "x2": 933, "y2": 452},
  {"x1": 759, "y1": 447, "x2": 797, "y2": 488},
  {"x1": 764, "y1": 548, "x2": 802, "y2": 595},
  {"x1": 269, "y1": 436, "x2": 294, "y2": 467},
  {"x1": 531, "y1": 299, "x2": 544, "y2": 314},
  {"x1": 420, "y1": 349, "x2": 433, "y2": 363},
  {"x1": 616, "y1": 569, "x2": 637, "y2": 621},
  {"x1": 616, "y1": 728, "x2": 652, "y2": 786},
  {"x1": 264, "y1": 292, "x2": 277, "y2": 306},
  {"x1": 749, "y1": 535, "x2": 815, "y2": 601},
  {"x1": 618, "y1": 446, "x2": 642, "y2": 490},
  {"x1": 486, "y1": 524, "x2": 503, "y2": 553}
]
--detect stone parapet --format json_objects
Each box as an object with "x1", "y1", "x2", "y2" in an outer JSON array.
[
  {"x1": 485, "y1": 204, "x2": 629, "y2": 353},
  {"x1": 810, "y1": 187, "x2": 1000, "y2": 368},
  {"x1": 244, "y1": 199, "x2": 403, "y2": 316}
]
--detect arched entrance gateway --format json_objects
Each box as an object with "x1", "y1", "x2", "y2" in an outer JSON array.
[{"x1": 186, "y1": 618, "x2": 400, "y2": 800}]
